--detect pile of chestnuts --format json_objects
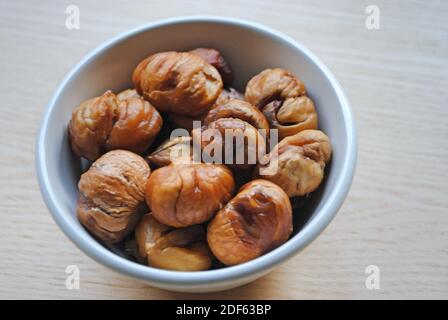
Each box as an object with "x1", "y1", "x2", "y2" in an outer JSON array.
[{"x1": 68, "y1": 48, "x2": 332, "y2": 271}]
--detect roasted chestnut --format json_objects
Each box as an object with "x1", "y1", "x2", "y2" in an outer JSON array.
[
  {"x1": 245, "y1": 68, "x2": 306, "y2": 108},
  {"x1": 68, "y1": 90, "x2": 162, "y2": 161},
  {"x1": 145, "y1": 163, "x2": 235, "y2": 227},
  {"x1": 190, "y1": 47, "x2": 233, "y2": 86},
  {"x1": 147, "y1": 136, "x2": 193, "y2": 167},
  {"x1": 203, "y1": 99, "x2": 270, "y2": 133},
  {"x1": 167, "y1": 87, "x2": 245, "y2": 132},
  {"x1": 135, "y1": 213, "x2": 212, "y2": 271},
  {"x1": 77, "y1": 150, "x2": 150, "y2": 243},
  {"x1": 255, "y1": 130, "x2": 331, "y2": 197},
  {"x1": 207, "y1": 179, "x2": 293, "y2": 265},
  {"x1": 262, "y1": 96, "x2": 317, "y2": 140},
  {"x1": 132, "y1": 51, "x2": 223, "y2": 116},
  {"x1": 191, "y1": 117, "x2": 266, "y2": 170}
]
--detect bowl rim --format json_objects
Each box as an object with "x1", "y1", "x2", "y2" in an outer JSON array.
[{"x1": 35, "y1": 15, "x2": 357, "y2": 286}]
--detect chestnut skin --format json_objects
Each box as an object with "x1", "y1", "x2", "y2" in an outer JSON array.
[
  {"x1": 135, "y1": 213, "x2": 212, "y2": 271},
  {"x1": 245, "y1": 68, "x2": 306, "y2": 108},
  {"x1": 77, "y1": 150, "x2": 150, "y2": 243},
  {"x1": 255, "y1": 130, "x2": 332, "y2": 197},
  {"x1": 189, "y1": 47, "x2": 233, "y2": 86},
  {"x1": 207, "y1": 179, "x2": 293, "y2": 266},
  {"x1": 147, "y1": 136, "x2": 193, "y2": 167},
  {"x1": 262, "y1": 96, "x2": 318, "y2": 140},
  {"x1": 145, "y1": 163, "x2": 235, "y2": 227},
  {"x1": 132, "y1": 51, "x2": 223, "y2": 116},
  {"x1": 191, "y1": 118, "x2": 267, "y2": 170},
  {"x1": 68, "y1": 90, "x2": 162, "y2": 161},
  {"x1": 204, "y1": 99, "x2": 270, "y2": 133}
]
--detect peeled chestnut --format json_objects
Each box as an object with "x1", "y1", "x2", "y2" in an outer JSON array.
[
  {"x1": 245, "y1": 68, "x2": 306, "y2": 108},
  {"x1": 68, "y1": 90, "x2": 162, "y2": 161},
  {"x1": 215, "y1": 87, "x2": 244, "y2": 106},
  {"x1": 167, "y1": 87, "x2": 245, "y2": 132},
  {"x1": 255, "y1": 130, "x2": 331, "y2": 197},
  {"x1": 262, "y1": 96, "x2": 317, "y2": 139},
  {"x1": 145, "y1": 163, "x2": 235, "y2": 227},
  {"x1": 77, "y1": 150, "x2": 150, "y2": 243},
  {"x1": 204, "y1": 99, "x2": 270, "y2": 133},
  {"x1": 68, "y1": 91, "x2": 116, "y2": 161},
  {"x1": 135, "y1": 213, "x2": 212, "y2": 271},
  {"x1": 147, "y1": 136, "x2": 193, "y2": 167},
  {"x1": 191, "y1": 117, "x2": 266, "y2": 170},
  {"x1": 132, "y1": 51, "x2": 223, "y2": 116},
  {"x1": 207, "y1": 179, "x2": 293, "y2": 265},
  {"x1": 190, "y1": 47, "x2": 233, "y2": 86}
]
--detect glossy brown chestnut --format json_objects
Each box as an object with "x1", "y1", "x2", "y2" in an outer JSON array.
[
  {"x1": 255, "y1": 130, "x2": 332, "y2": 197},
  {"x1": 204, "y1": 99, "x2": 270, "y2": 133},
  {"x1": 207, "y1": 179, "x2": 293, "y2": 265},
  {"x1": 191, "y1": 117, "x2": 266, "y2": 170},
  {"x1": 68, "y1": 91, "x2": 117, "y2": 161},
  {"x1": 262, "y1": 96, "x2": 317, "y2": 140},
  {"x1": 68, "y1": 90, "x2": 162, "y2": 161},
  {"x1": 132, "y1": 51, "x2": 223, "y2": 116},
  {"x1": 145, "y1": 163, "x2": 235, "y2": 227},
  {"x1": 147, "y1": 136, "x2": 193, "y2": 167},
  {"x1": 77, "y1": 150, "x2": 150, "y2": 243},
  {"x1": 245, "y1": 68, "x2": 306, "y2": 108},
  {"x1": 135, "y1": 213, "x2": 212, "y2": 271}
]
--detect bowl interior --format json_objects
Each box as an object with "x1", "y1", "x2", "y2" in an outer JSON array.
[{"x1": 39, "y1": 18, "x2": 353, "y2": 282}]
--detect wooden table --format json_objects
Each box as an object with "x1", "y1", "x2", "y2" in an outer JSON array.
[{"x1": 1, "y1": 0, "x2": 447, "y2": 299}]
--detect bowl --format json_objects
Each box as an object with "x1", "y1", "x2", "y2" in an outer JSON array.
[{"x1": 35, "y1": 16, "x2": 356, "y2": 293}]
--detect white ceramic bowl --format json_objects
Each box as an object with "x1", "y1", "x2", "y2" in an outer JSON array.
[{"x1": 36, "y1": 16, "x2": 356, "y2": 292}]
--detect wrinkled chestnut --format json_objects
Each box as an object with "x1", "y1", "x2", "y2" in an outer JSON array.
[
  {"x1": 147, "y1": 136, "x2": 193, "y2": 167},
  {"x1": 262, "y1": 96, "x2": 317, "y2": 139},
  {"x1": 215, "y1": 87, "x2": 244, "y2": 106},
  {"x1": 145, "y1": 163, "x2": 235, "y2": 227},
  {"x1": 77, "y1": 150, "x2": 150, "y2": 243},
  {"x1": 68, "y1": 90, "x2": 162, "y2": 161},
  {"x1": 255, "y1": 130, "x2": 331, "y2": 197},
  {"x1": 207, "y1": 179, "x2": 293, "y2": 265},
  {"x1": 135, "y1": 213, "x2": 212, "y2": 271},
  {"x1": 166, "y1": 88, "x2": 245, "y2": 131},
  {"x1": 132, "y1": 51, "x2": 223, "y2": 116},
  {"x1": 190, "y1": 47, "x2": 233, "y2": 86},
  {"x1": 191, "y1": 117, "x2": 266, "y2": 170},
  {"x1": 204, "y1": 99, "x2": 270, "y2": 133},
  {"x1": 245, "y1": 68, "x2": 306, "y2": 108}
]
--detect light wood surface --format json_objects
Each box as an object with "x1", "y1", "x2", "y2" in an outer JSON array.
[{"x1": 0, "y1": 0, "x2": 447, "y2": 299}]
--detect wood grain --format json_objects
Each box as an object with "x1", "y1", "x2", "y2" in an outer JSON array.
[{"x1": 0, "y1": 0, "x2": 447, "y2": 299}]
